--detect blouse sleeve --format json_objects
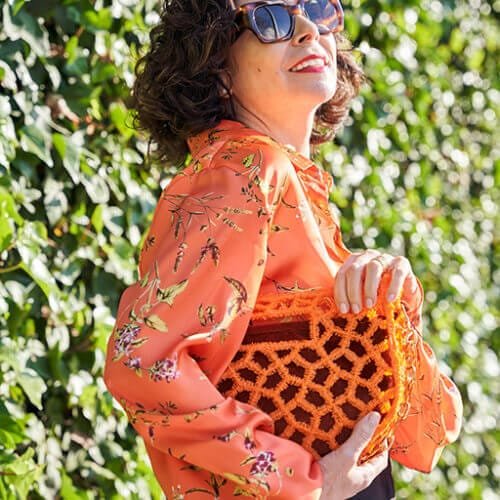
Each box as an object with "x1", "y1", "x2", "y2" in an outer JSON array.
[
  {"x1": 391, "y1": 276, "x2": 463, "y2": 472},
  {"x1": 103, "y1": 149, "x2": 323, "y2": 498}
]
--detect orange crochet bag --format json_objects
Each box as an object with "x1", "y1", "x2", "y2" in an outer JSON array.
[{"x1": 217, "y1": 276, "x2": 419, "y2": 462}]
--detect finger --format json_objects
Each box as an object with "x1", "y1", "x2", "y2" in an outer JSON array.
[
  {"x1": 363, "y1": 258, "x2": 385, "y2": 308},
  {"x1": 334, "y1": 253, "x2": 360, "y2": 314},
  {"x1": 343, "y1": 412, "x2": 381, "y2": 461},
  {"x1": 404, "y1": 273, "x2": 419, "y2": 295},
  {"x1": 346, "y1": 261, "x2": 365, "y2": 314},
  {"x1": 356, "y1": 449, "x2": 389, "y2": 487},
  {"x1": 386, "y1": 257, "x2": 411, "y2": 302},
  {"x1": 346, "y1": 251, "x2": 380, "y2": 313}
]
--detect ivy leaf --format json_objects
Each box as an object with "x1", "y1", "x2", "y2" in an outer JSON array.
[
  {"x1": 44, "y1": 177, "x2": 68, "y2": 226},
  {"x1": 16, "y1": 222, "x2": 60, "y2": 306},
  {"x1": 53, "y1": 133, "x2": 81, "y2": 183},
  {"x1": 2, "y1": 4, "x2": 50, "y2": 57},
  {"x1": 17, "y1": 369, "x2": 47, "y2": 410},
  {"x1": 82, "y1": 8, "x2": 113, "y2": 32},
  {"x1": 2, "y1": 448, "x2": 44, "y2": 498},
  {"x1": 109, "y1": 102, "x2": 134, "y2": 141},
  {"x1": 0, "y1": 216, "x2": 13, "y2": 252},
  {"x1": 81, "y1": 169, "x2": 110, "y2": 204},
  {"x1": 19, "y1": 125, "x2": 53, "y2": 167}
]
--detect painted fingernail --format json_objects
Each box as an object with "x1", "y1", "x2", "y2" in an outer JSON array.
[
  {"x1": 366, "y1": 298, "x2": 374, "y2": 308},
  {"x1": 387, "y1": 293, "x2": 396, "y2": 302},
  {"x1": 352, "y1": 303, "x2": 360, "y2": 314},
  {"x1": 340, "y1": 303, "x2": 348, "y2": 314}
]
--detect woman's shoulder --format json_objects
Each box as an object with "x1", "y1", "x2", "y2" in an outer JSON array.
[
  {"x1": 212, "y1": 134, "x2": 293, "y2": 174},
  {"x1": 184, "y1": 121, "x2": 294, "y2": 177}
]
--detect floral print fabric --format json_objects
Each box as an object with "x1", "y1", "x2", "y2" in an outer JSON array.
[{"x1": 103, "y1": 119, "x2": 462, "y2": 499}]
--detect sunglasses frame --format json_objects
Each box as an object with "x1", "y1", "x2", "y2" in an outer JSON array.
[{"x1": 229, "y1": 0, "x2": 344, "y2": 44}]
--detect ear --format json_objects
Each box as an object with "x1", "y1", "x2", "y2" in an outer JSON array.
[{"x1": 218, "y1": 69, "x2": 233, "y2": 99}]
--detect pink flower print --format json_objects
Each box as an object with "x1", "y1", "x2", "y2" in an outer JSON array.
[
  {"x1": 250, "y1": 451, "x2": 276, "y2": 476},
  {"x1": 124, "y1": 356, "x2": 141, "y2": 370},
  {"x1": 149, "y1": 355, "x2": 180, "y2": 382},
  {"x1": 114, "y1": 323, "x2": 140, "y2": 357},
  {"x1": 244, "y1": 435, "x2": 256, "y2": 450}
]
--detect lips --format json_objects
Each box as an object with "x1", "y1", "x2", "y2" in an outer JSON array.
[{"x1": 289, "y1": 54, "x2": 328, "y2": 72}]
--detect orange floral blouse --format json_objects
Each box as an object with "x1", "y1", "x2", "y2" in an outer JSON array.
[{"x1": 103, "y1": 119, "x2": 463, "y2": 499}]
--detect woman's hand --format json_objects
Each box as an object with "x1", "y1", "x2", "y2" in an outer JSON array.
[
  {"x1": 334, "y1": 249, "x2": 419, "y2": 314},
  {"x1": 318, "y1": 412, "x2": 388, "y2": 500}
]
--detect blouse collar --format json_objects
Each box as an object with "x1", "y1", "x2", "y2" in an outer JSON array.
[
  {"x1": 187, "y1": 119, "x2": 316, "y2": 172},
  {"x1": 186, "y1": 119, "x2": 334, "y2": 202}
]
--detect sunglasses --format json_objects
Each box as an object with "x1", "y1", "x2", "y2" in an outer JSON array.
[{"x1": 230, "y1": 0, "x2": 344, "y2": 44}]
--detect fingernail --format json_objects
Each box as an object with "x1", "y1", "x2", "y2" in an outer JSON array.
[
  {"x1": 352, "y1": 303, "x2": 360, "y2": 314},
  {"x1": 387, "y1": 293, "x2": 396, "y2": 302},
  {"x1": 340, "y1": 303, "x2": 348, "y2": 314},
  {"x1": 366, "y1": 298, "x2": 374, "y2": 308}
]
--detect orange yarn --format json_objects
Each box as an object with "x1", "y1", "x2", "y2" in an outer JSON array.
[{"x1": 217, "y1": 276, "x2": 419, "y2": 462}]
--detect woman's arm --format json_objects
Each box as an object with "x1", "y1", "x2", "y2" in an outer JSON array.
[
  {"x1": 391, "y1": 277, "x2": 463, "y2": 472},
  {"x1": 103, "y1": 155, "x2": 323, "y2": 498},
  {"x1": 332, "y1": 251, "x2": 463, "y2": 472}
]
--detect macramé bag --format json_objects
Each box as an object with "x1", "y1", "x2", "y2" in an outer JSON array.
[{"x1": 217, "y1": 274, "x2": 419, "y2": 462}]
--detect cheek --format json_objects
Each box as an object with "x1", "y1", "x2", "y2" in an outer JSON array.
[
  {"x1": 229, "y1": 41, "x2": 261, "y2": 89},
  {"x1": 230, "y1": 51, "x2": 282, "y2": 93},
  {"x1": 321, "y1": 35, "x2": 337, "y2": 63}
]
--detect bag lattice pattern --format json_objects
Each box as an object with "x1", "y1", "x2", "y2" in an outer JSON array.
[{"x1": 217, "y1": 284, "x2": 418, "y2": 462}]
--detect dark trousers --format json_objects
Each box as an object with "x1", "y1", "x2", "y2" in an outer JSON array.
[{"x1": 348, "y1": 459, "x2": 395, "y2": 500}]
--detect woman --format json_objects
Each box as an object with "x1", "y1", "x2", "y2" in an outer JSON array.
[{"x1": 104, "y1": 0, "x2": 463, "y2": 498}]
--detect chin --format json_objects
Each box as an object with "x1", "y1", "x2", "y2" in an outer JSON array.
[
  {"x1": 302, "y1": 82, "x2": 337, "y2": 106},
  {"x1": 288, "y1": 72, "x2": 337, "y2": 101}
]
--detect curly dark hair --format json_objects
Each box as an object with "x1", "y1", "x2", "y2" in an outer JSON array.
[{"x1": 131, "y1": 0, "x2": 367, "y2": 166}]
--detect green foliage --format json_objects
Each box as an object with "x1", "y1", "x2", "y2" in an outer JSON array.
[
  {"x1": 0, "y1": 0, "x2": 166, "y2": 497},
  {"x1": 0, "y1": 0, "x2": 497, "y2": 499},
  {"x1": 318, "y1": 0, "x2": 499, "y2": 497}
]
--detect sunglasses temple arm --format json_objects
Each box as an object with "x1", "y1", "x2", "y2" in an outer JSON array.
[{"x1": 227, "y1": 0, "x2": 238, "y2": 10}]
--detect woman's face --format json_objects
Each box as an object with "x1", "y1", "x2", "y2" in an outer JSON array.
[{"x1": 227, "y1": 0, "x2": 338, "y2": 120}]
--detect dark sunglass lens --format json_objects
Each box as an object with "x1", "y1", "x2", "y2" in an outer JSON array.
[
  {"x1": 305, "y1": 0, "x2": 343, "y2": 32},
  {"x1": 254, "y1": 4, "x2": 293, "y2": 41}
]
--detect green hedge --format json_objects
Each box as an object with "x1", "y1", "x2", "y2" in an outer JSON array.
[{"x1": 0, "y1": 0, "x2": 497, "y2": 498}]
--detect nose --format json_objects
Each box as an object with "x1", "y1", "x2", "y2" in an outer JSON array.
[{"x1": 291, "y1": 14, "x2": 321, "y2": 45}]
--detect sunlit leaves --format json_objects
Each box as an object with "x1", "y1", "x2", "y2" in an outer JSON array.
[
  {"x1": 16, "y1": 370, "x2": 48, "y2": 411},
  {"x1": 53, "y1": 133, "x2": 81, "y2": 182},
  {"x1": 18, "y1": 125, "x2": 54, "y2": 167},
  {"x1": 0, "y1": 0, "x2": 497, "y2": 497},
  {"x1": 110, "y1": 101, "x2": 134, "y2": 141},
  {"x1": 324, "y1": 1, "x2": 498, "y2": 497},
  {"x1": 0, "y1": 0, "x2": 167, "y2": 497}
]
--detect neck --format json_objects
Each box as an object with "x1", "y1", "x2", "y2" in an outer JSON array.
[{"x1": 233, "y1": 106, "x2": 317, "y2": 159}]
